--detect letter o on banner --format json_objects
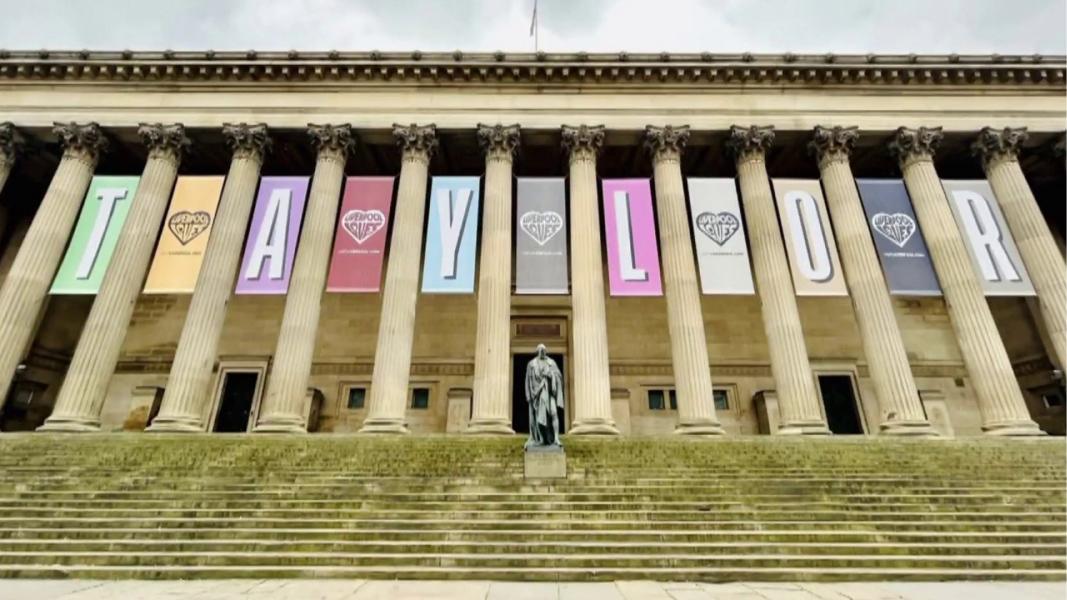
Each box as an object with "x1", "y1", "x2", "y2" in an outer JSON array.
[{"x1": 772, "y1": 179, "x2": 848, "y2": 296}]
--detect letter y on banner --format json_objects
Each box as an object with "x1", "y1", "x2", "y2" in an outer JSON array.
[{"x1": 422, "y1": 176, "x2": 481, "y2": 293}]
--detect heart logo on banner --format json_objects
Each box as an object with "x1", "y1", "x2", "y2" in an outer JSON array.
[
  {"x1": 167, "y1": 211, "x2": 212, "y2": 245},
  {"x1": 342, "y1": 209, "x2": 386, "y2": 244},
  {"x1": 695, "y1": 211, "x2": 740, "y2": 246},
  {"x1": 520, "y1": 211, "x2": 563, "y2": 246},
  {"x1": 871, "y1": 212, "x2": 917, "y2": 248}
]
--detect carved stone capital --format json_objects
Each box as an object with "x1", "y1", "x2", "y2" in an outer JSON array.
[
  {"x1": 727, "y1": 125, "x2": 775, "y2": 162},
  {"x1": 644, "y1": 125, "x2": 690, "y2": 162},
  {"x1": 138, "y1": 123, "x2": 190, "y2": 161},
  {"x1": 477, "y1": 123, "x2": 520, "y2": 160},
  {"x1": 561, "y1": 125, "x2": 605, "y2": 161},
  {"x1": 393, "y1": 123, "x2": 438, "y2": 161},
  {"x1": 810, "y1": 125, "x2": 858, "y2": 166},
  {"x1": 52, "y1": 122, "x2": 108, "y2": 161},
  {"x1": 888, "y1": 126, "x2": 943, "y2": 164},
  {"x1": 971, "y1": 126, "x2": 1028, "y2": 166},
  {"x1": 308, "y1": 123, "x2": 356, "y2": 159},
  {"x1": 0, "y1": 122, "x2": 21, "y2": 163},
  {"x1": 223, "y1": 122, "x2": 271, "y2": 160}
]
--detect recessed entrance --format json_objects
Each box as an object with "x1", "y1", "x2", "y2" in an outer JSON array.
[
  {"x1": 511, "y1": 352, "x2": 565, "y2": 435},
  {"x1": 817, "y1": 374, "x2": 864, "y2": 434},
  {"x1": 213, "y1": 372, "x2": 259, "y2": 433}
]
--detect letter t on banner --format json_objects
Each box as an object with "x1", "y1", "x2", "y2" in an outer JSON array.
[{"x1": 422, "y1": 176, "x2": 481, "y2": 293}]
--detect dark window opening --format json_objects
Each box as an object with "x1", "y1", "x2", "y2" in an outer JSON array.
[
  {"x1": 410, "y1": 388, "x2": 430, "y2": 410},
  {"x1": 347, "y1": 387, "x2": 366, "y2": 410},
  {"x1": 818, "y1": 374, "x2": 864, "y2": 435}
]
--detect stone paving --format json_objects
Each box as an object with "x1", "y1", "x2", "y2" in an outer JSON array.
[{"x1": 0, "y1": 580, "x2": 1064, "y2": 600}]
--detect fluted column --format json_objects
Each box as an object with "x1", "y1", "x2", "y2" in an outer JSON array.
[
  {"x1": 254, "y1": 125, "x2": 354, "y2": 433},
  {"x1": 891, "y1": 126, "x2": 1042, "y2": 436},
  {"x1": 811, "y1": 126, "x2": 935, "y2": 436},
  {"x1": 360, "y1": 124, "x2": 437, "y2": 434},
  {"x1": 0, "y1": 124, "x2": 20, "y2": 235},
  {"x1": 729, "y1": 125, "x2": 828, "y2": 435},
  {"x1": 41, "y1": 124, "x2": 189, "y2": 432},
  {"x1": 0, "y1": 123, "x2": 107, "y2": 410},
  {"x1": 973, "y1": 127, "x2": 1066, "y2": 370},
  {"x1": 150, "y1": 124, "x2": 271, "y2": 432},
  {"x1": 468, "y1": 124, "x2": 520, "y2": 434},
  {"x1": 562, "y1": 125, "x2": 619, "y2": 435},
  {"x1": 645, "y1": 125, "x2": 723, "y2": 435}
]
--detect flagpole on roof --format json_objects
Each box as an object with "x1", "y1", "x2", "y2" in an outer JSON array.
[{"x1": 530, "y1": 0, "x2": 539, "y2": 52}]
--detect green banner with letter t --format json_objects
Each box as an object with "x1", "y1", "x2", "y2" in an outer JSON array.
[{"x1": 50, "y1": 175, "x2": 140, "y2": 294}]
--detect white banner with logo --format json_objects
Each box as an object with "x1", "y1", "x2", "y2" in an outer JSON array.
[{"x1": 686, "y1": 178, "x2": 755, "y2": 294}]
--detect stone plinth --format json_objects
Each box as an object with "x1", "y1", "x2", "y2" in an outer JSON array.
[{"x1": 524, "y1": 446, "x2": 566, "y2": 479}]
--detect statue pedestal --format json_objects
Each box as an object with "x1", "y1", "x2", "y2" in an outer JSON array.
[{"x1": 524, "y1": 446, "x2": 566, "y2": 480}]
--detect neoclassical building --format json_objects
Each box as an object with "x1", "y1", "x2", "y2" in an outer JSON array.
[{"x1": 0, "y1": 50, "x2": 1062, "y2": 438}]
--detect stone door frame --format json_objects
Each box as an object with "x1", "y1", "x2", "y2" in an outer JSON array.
[{"x1": 205, "y1": 358, "x2": 269, "y2": 433}]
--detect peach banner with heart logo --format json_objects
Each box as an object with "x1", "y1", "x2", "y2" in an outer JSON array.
[{"x1": 143, "y1": 176, "x2": 224, "y2": 294}]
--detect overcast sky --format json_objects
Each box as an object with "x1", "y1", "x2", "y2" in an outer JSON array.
[{"x1": 0, "y1": 0, "x2": 1063, "y2": 55}]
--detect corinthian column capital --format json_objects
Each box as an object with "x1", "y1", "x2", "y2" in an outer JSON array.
[
  {"x1": 810, "y1": 125, "x2": 858, "y2": 166},
  {"x1": 393, "y1": 123, "x2": 438, "y2": 162},
  {"x1": 308, "y1": 123, "x2": 356, "y2": 160},
  {"x1": 52, "y1": 122, "x2": 108, "y2": 162},
  {"x1": 138, "y1": 123, "x2": 190, "y2": 162},
  {"x1": 477, "y1": 123, "x2": 520, "y2": 161},
  {"x1": 223, "y1": 122, "x2": 272, "y2": 160},
  {"x1": 0, "y1": 122, "x2": 21, "y2": 163},
  {"x1": 971, "y1": 126, "x2": 1028, "y2": 167},
  {"x1": 889, "y1": 126, "x2": 943, "y2": 165},
  {"x1": 727, "y1": 125, "x2": 775, "y2": 162},
  {"x1": 644, "y1": 125, "x2": 690, "y2": 162},
  {"x1": 561, "y1": 125, "x2": 605, "y2": 162}
]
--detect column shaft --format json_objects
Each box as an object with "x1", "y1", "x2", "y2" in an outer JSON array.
[
  {"x1": 0, "y1": 123, "x2": 104, "y2": 409},
  {"x1": 469, "y1": 125, "x2": 519, "y2": 434},
  {"x1": 361, "y1": 124, "x2": 436, "y2": 434},
  {"x1": 150, "y1": 124, "x2": 269, "y2": 431},
  {"x1": 255, "y1": 127, "x2": 351, "y2": 433}
]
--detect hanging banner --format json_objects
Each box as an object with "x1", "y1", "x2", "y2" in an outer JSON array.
[
  {"x1": 602, "y1": 179, "x2": 662, "y2": 296},
  {"x1": 942, "y1": 180, "x2": 1034, "y2": 296},
  {"x1": 235, "y1": 176, "x2": 309, "y2": 295},
  {"x1": 142, "y1": 176, "x2": 225, "y2": 294},
  {"x1": 686, "y1": 178, "x2": 755, "y2": 295},
  {"x1": 50, "y1": 176, "x2": 141, "y2": 295},
  {"x1": 772, "y1": 179, "x2": 848, "y2": 296},
  {"x1": 856, "y1": 179, "x2": 941, "y2": 296},
  {"x1": 421, "y1": 176, "x2": 480, "y2": 293},
  {"x1": 515, "y1": 178, "x2": 569, "y2": 295},
  {"x1": 326, "y1": 176, "x2": 396, "y2": 293}
]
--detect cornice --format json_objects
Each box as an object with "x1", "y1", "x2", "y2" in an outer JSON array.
[{"x1": 0, "y1": 50, "x2": 1062, "y2": 89}]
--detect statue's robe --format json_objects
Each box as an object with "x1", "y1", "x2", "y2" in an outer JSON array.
[{"x1": 524, "y1": 355, "x2": 564, "y2": 446}]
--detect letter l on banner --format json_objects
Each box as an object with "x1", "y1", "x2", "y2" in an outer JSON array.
[{"x1": 601, "y1": 178, "x2": 662, "y2": 296}]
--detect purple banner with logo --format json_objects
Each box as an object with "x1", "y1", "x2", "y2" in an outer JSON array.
[
  {"x1": 602, "y1": 178, "x2": 662, "y2": 296},
  {"x1": 235, "y1": 176, "x2": 309, "y2": 294}
]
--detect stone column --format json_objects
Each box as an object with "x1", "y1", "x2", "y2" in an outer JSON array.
[
  {"x1": 562, "y1": 125, "x2": 619, "y2": 435},
  {"x1": 360, "y1": 124, "x2": 437, "y2": 434},
  {"x1": 0, "y1": 123, "x2": 20, "y2": 234},
  {"x1": 973, "y1": 127, "x2": 1066, "y2": 370},
  {"x1": 644, "y1": 125, "x2": 723, "y2": 435},
  {"x1": 811, "y1": 126, "x2": 935, "y2": 436},
  {"x1": 41, "y1": 124, "x2": 189, "y2": 432},
  {"x1": 149, "y1": 124, "x2": 271, "y2": 432},
  {"x1": 254, "y1": 124, "x2": 354, "y2": 433},
  {"x1": 0, "y1": 123, "x2": 107, "y2": 409},
  {"x1": 728, "y1": 125, "x2": 828, "y2": 435},
  {"x1": 467, "y1": 124, "x2": 520, "y2": 434},
  {"x1": 891, "y1": 126, "x2": 1042, "y2": 436}
]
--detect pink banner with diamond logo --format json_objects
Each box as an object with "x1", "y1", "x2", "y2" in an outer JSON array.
[{"x1": 326, "y1": 176, "x2": 396, "y2": 292}]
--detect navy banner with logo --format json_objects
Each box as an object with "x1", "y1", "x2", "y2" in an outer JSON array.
[{"x1": 856, "y1": 179, "x2": 941, "y2": 296}]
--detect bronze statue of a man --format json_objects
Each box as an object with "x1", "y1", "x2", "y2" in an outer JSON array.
[{"x1": 524, "y1": 344, "x2": 564, "y2": 449}]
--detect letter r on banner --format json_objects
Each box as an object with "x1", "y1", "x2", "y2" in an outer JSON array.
[{"x1": 951, "y1": 189, "x2": 1021, "y2": 282}]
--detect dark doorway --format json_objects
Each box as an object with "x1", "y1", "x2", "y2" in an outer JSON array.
[
  {"x1": 512, "y1": 352, "x2": 566, "y2": 435},
  {"x1": 818, "y1": 374, "x2": 864, "y2": 434},
  {"x1": 213, "y1": 372, "x2": 259, "y2": 433}
]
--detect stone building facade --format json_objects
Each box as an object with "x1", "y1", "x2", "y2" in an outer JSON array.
[{"x1": 0, "y1": 50, "x2": 1062, "y2": 437}]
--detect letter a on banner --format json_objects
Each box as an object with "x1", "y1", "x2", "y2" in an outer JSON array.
[
  {"x1": 515, "y1": 178, "x2": 569, "y2": 294},
  {"x1": 602, "y1": 179, "x2": 662, "y2": 296},
  {"x1": 686, "y1": 178, "x2": 755, "y2": 294},
  {"x1": 51, "y1": 175, "x2": 141, "y2": 294},
  {"x1": 143, "y1": 176, "x2": 225, "y2": 294},
  {"x1": 235, "y1": 176, "x2": 309, "y2": 294},
  {"x1": 422, "y1": 176, "x2": 480, "y2": 293},
  {"x1": 856, "y1": 179, "x2": 941, "y2": 296},
  {"x1": 326, "y1": 176, "x2": 396, "y2": 292},
  {"x1": 772, "y1": 179, "x2": 847, "y2": 296},
  {"x1": 942, "y1": 179, "x2": 1034, "y2": 296}
]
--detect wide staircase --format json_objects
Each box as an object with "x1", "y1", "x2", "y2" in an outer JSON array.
[{"x1": 0, "y1": 434, "x2": 1062, "y2": 581}]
